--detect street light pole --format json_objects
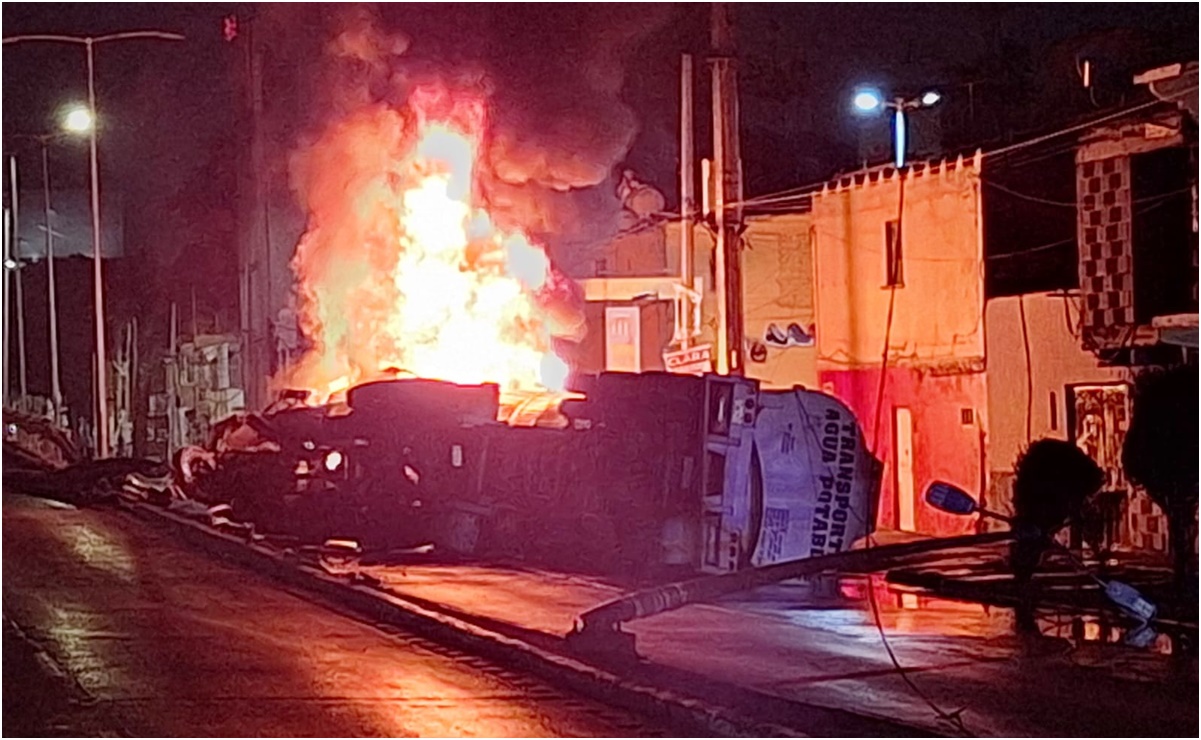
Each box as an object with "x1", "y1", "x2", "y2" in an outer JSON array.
[
  {"x1": 2, "y1": 206, "x2": 10, "y2": 408},
  {"x1": 892, "y1": 97, "x2": 907, "y2": 170},
  {"x1": 852, "y1": 88, "x2": 942, "y2": 170},
  {"x1": 12, "y1": 126, "x2": 90, "y2": 423},
  {"x1": 9, "y1": 156, "x2": 27, "y2": 400},
  {"x1": 83, "y1": 37, "x2": 109, "y2": 457},
  {"x1": 40, "y1": 138, "x2": 63, "y2": 414},
  {"x1": 3, "y1": 30, "x2": 185, "y2": 458},
  {"x1": 710, "y1": 2, "x2": 745, "y2": 376},
  {"x1": 679, "y1": 53, "x2": 696, "y2": 351}
]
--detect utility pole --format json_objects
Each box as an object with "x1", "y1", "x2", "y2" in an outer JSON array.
[
  {"x1": 84, "y1": 37, "x2": 109, "y2": 455},
  {"x1": 10, "y1": 156, "x2": 28, "y2": 398},
  {"x1": 710, "y1": 3, "x2": 745, "y2": 375},
  {"x1": 2, "y1": 205, "x2": 9, "y2": 407},
  {"x1": 40, "y1": 140, "x2": 63, "y2": 415},
  {"x1": 3, "y1": 30, "x2": 185, "y2": 456},
  {"x1": 251, "y1": 20, "x2": 268, "y2": 410},
  {"x1": 679, "y1": 54, "x2": 696, "y2": 350},
  {"x1": 130, "y1": 315, "x2": 138, "y2": 456},
  {"x1": 237, "y1": 13, "x2": 270, "y2": 411},
  {"x1": 167, "y1": 301, "x2": 178, "y2": 456},
  {"x1": 235, "y1": 16, "x2": 250, "y2": 408}
]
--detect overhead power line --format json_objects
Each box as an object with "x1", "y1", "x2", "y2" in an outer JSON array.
[
  {"x1": 982, "y1": 89, "x2": 1196, "y2": 161},
  {"x1": 734, "y1": 90, "x2": 1196, "y2": 212}
]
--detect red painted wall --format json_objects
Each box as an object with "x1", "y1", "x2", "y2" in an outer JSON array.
[{"x1": 819, "y1": 367, "x2": 986, "y2": 536}]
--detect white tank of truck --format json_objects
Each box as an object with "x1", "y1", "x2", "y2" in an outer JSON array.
[{"x1": 698, "y1": 376, "x2": 882, "y2": 574}]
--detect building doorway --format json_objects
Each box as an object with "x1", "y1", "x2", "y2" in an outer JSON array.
[{"x1": 894, "y1": 407, "x2": 915, "y2": 532}]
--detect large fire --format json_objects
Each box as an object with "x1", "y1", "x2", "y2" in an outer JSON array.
[{"x1": 282, "y1": 86, "x2": 584, "y2": 411}]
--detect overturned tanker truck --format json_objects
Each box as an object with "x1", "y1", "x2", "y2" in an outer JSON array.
[{"x1": 179, "y1": 373, "x2": 882, "y2": 581}]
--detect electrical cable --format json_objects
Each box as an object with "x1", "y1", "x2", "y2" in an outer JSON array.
[
  {"x1": 984, "y1": 180, "x2": 1192, "y2": 211},
  {"x1": 983, "y1": 180, "x2": 1077, "y2": 208},
  {"x1": 972, "y1": 184, "x2": 1190, "y2": 266},
  {"x1": 731, "y1": 89, "x2": 1196, "y2": 215},
  {"x1": 868, "y1": 169, "x2": 904, "y2": 452},
  {"x1": 869, "y1": 296, "x2": 900, "y2": 452},
  {"x1": 1056, "y1": 290, "x2": 1081, "y2": 340},
  {"x1": 680, "y1": 94, "x2": 1189, "y2": 728},
  {"x1": 985, "y1": 141, "x2": 1081, "y2": 173},
  {"x1": 1019, "y1": 294, "x2": 1032, "y2": 445},
  {"x1": 985, "y1": 238, "x2": 1075, "y2": 261},
  {"x1": 864, "y1": 573, "x2": 972, "y2": 734},
  {"x1": 859, "y1": 168, "x2": 974, "y2": 736},
  {"x1": 981, "y1": 90, "x2": 1195, "y2": 161}
]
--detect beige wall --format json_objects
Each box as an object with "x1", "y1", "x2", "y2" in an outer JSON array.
[
  {"x1": 811, "y1": 156, "x2": 986, "y2": 369},
  {"x1": 740, "y1": 214, "x2": 817, "y2": 389},
  {"x1": 984, "y1": 292, "x2": 1128, "y2": 473},
  {"x1": 663, "y1": 216, "x2": 818, "y2": 389}
]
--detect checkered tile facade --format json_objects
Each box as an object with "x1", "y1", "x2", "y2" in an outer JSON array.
[
  {"x1": 1077, "y1": 157, "x2": 1135, "y2": 346},
  {"x1": 1123, "y1": 490, "x2": 1169, "y2": 553}
]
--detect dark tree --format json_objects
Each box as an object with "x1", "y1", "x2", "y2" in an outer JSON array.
[{"x1": 1122, "y1": 363, "x2": 1199, "y2": 598}]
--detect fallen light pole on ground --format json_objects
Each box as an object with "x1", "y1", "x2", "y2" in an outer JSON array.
[
  {"x1": 925, "y1": 480, "x2": 1160, "y2": 645},
  {"x1": 569, "y1": 529, "x2": 1016, "y2": 660}
]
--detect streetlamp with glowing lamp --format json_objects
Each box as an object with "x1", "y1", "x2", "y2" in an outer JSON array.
[
  {"x1": 9, "y1": 104, "x2": 95, "y2": 420},
  {"x1": 62, "y1": 106, "x2": 94, "y2": 134},
  {"x1": 3, "y1": 30, "x2": 184, "y2": 457},
  {"x1": 851, "y1": 87, "x2": 943, "y2": 168}
]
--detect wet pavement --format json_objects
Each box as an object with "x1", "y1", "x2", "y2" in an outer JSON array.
[
  {"x1": 325, "y1": 553, "x2": 1199, "y2": 736},
  {"x1": 1, "y1": 495, "x2": 685, "y2": 737}
]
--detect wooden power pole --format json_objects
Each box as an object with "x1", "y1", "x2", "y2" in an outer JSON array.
[{"x1": 710, "y1": 3, "x2": 745, "y2": 375}]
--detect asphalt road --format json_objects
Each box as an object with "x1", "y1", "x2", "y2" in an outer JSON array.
[{"x1": 1, "y1": 494, "x2": 685, "y2": 737}]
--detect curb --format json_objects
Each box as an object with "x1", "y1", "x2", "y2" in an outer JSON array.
[
  {"x1": 121, "y1": 502, "x2": 805, "y2": 738},
  {"x1": 3, "y1": 616, "x2": 93, "y2": 706},
  {"x1": 3, "y1": 614, "x2": 130, "y2": 736}
]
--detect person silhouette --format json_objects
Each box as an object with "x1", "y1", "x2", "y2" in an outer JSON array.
[{"x1": 1009, "y1": 438, "x2": 1105, "y2": 632}]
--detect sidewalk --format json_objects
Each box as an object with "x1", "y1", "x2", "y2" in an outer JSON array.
[
  {"x1": 124, "y1": 500, "x2": 1197, "y2": 737},
  {"x1": 327, "y1": 556, "x2": 1197, "y2": 737}
]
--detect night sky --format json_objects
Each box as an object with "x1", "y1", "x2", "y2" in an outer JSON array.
[
  {"x1": 5, "y1": 3, "x2": 1197, "y2": 195},
  {"x1": 2, "y1": 2, "x2": 1197, "y2": 411}
]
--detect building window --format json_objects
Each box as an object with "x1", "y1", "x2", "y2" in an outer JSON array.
[
  {"x1": 885, "y1": 219, "x2": 904, "y2": 287},
  {"x1": 960, "y1": 408, "x2": 974, "y2": 426},
  {"x1": 1050, "y1": 391, "x2": 1058, "y2": 431}
]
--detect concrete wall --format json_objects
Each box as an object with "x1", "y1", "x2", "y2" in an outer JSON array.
[
  {"x1": 984, "y1": 291, "x2": 1129, "y2": 515},
  {"x1": 587, "y1": 215, "x2": 816, "y2": 385},
  {"x1": 661, "y1": 215, "x2": 818, "y2": 389},
  {"x1": 820, "y1": 366, "x2": 985, "y2": 536},
  {"x1": 812, "y1": 156, "x2": 986, "y2": 367},
  {"x1": 811, "y1": 156, "x2": 988, "y2": 536},
  {"x1": 740, "y1": 214, "x2": 817, "y2": 390}
]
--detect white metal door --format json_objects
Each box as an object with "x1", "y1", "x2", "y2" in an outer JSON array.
[
  {"x1": 604, "y1": 306, "x2": 641, "y2": 372},
  {"x1": 895, "y1": 407, "x2": 915, "y2": 532}
]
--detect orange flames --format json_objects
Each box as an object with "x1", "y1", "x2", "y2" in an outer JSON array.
[{"x1": 283, "y1": 86, "x2": 582, "y2": 408}]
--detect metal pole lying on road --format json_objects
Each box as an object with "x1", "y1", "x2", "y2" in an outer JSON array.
[{"x1": 569, "y1": 531, "x2": 1016, "y2": 657}]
